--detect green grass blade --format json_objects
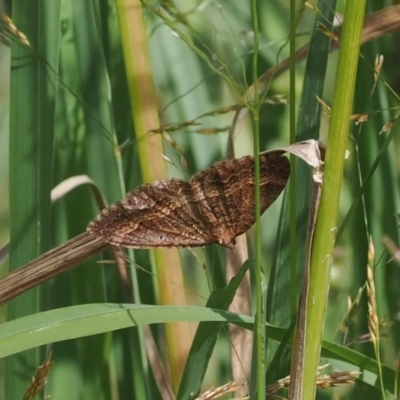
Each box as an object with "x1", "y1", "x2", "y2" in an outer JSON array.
[
  {"x1": 7, "y1": 1, "x2": 60, "y2": 398},
  {"x1": 52, "y1": 3, "x2": 124, "y2": 398},
  {"x1": 0, "y1": 304, "x2": 255, "y2": 358},
  {"x1": 0, "y1": 302, "x2": 396, "y2": 396}
]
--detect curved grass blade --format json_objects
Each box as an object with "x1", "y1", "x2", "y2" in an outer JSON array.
[{"x1": 0, "y1": 303, "x2": 396, "y2": 395}]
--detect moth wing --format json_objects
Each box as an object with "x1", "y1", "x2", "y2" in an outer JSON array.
[{"x1": 89, "y1": 180, "x2": 215, "y2": 248}]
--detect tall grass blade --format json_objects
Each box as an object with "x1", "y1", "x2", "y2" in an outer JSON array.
[{"x1": 7, "y1": 1, "x2": 60, "y2": 398}]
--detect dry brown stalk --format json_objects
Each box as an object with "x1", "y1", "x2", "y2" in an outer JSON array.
[
  {"x1": 266, "y1": 365, "x2": 360, "y2": 397},
  {"x1": 195, "y1": 381, "x2": 247, "y2": 400},
  {"x1": 0, "y1": 232, "x2": 108, "y2": 307},
  {"x1": 366, "y1": 239, "x2": 378, "y2": 346},
  {"x1": 226, "y1": 233, "x2": 253, "y2": 396},
  {"x1": 23, "y1": 352, "x2": 53, "y2": 400},
  {"x1": 383, "y1": 236, "x2": 400, "y2": 263},
  {"x1": 315, "y1": 370, "x2": 361, "y2": 389},
  {"x1": 1, "y1": 13, "x2": 30, "y2": 46}
]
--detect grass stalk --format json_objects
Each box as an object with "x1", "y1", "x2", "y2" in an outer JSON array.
[
  {"x1": 289, "y1": 0, "x2": 297, "y2": 321},
  {"x1": 115, "y1": 0, "x2": 191, "y2": 392},
  {"x1": 301, "y1": 1, "x2": 367, "y2": 398},
  {"x1": 249, "y1": 1, "x2": 265, "y2": 399}
]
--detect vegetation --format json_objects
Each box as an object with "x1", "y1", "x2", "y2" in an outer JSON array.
[{"x1": 0, "y1": 0, "x2": 399, "y2": 399}]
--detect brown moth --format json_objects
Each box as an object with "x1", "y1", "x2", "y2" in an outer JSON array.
[{"x1": 88, "y1": 151, "x2": 290, "y2": 250}]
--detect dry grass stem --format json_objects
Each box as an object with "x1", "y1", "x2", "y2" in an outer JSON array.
[
  {"x1": 373, "y1": 54, "x2": 384, "y2": 90},
  {"x1": 383, "y1": 236, "x2": 400, "y2": 263},
  {"x1": 1, "y1": 13, "x2": 30, "y2": 46},
  {"x1": 304, "y1": 2, "x2": 318, "y2": 12},
  {"x1": 317, "y1": 22, "x2": 340, "y2": 41},
  {"x1": 195, "y1": 381, "x2": 247, "y2": 400},
  {"x1": 342, "y1": 290, "x2": 362, "y2": 345},
  {"x1": 0, "y1": 232, "x2": 108, "y2": 307},
  {"x1": 315, "y1": 370, "x2": 361, "y2": 389},
  {"x1": 379, "y1": 119, "x2": 395, "y2": 135},
  {"x1": 266, "y1": 365, "x2": 360, "y2": 396},
  {"x1": 142, "y1": 325, "x2": 175, "y2": 400},
  {"x1": 315, "y1": 95, "x2": 331, "y2": 116},
  {"x1": 226, "y1": 234, "x2": 252, "y2": 396},
  {"x1": 366, "y1": 239, "x2": 378, "y2": 346},
  {"x1": 351, "y1": 113, "x2": 372, "y2": 125},
  {"x1": 23, "y1": 352, "x2": 53, "y2": 400}
]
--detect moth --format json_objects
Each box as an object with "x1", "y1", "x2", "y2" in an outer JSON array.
[{"x1": 89, "y1": 151, "x2": 290, "y2": 250}]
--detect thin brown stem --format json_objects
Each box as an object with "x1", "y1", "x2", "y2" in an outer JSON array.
[{"x1": 0, "y1": 232, "x2": 108, "y2": 306}]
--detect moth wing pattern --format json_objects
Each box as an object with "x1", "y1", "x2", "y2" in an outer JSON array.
[
  {"x1": 89, "y1": 180, "x2": 216, "y2": 248},
  {"x1": 88, "y1": 151, "x2": 290, "y2": 249}
]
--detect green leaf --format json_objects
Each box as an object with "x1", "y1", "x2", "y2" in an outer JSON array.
[{"x1": 0, "y1": 302, "x2": 395, "y2": 394}]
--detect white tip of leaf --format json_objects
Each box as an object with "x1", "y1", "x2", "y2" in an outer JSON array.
[
  {"x1": 274, "y1": 139, "x2": 325, "y2": 183},
  {"x1": 51, "y1": 175, "x2": 96, "y2": 202}
]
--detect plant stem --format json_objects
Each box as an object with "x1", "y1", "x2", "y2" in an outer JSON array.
[
  {"x1": 301, "y1": 1, "x2": 366, "y2": 398},
  {"x1": 250, "y1": 1, "x2": 265, "y2": 399},
  {"x1": 289, "y1": 0, "x2": 297, "y2": 320},
  {"x1": 0, "y1": 233, "x2": 108, "y2": 307}
]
